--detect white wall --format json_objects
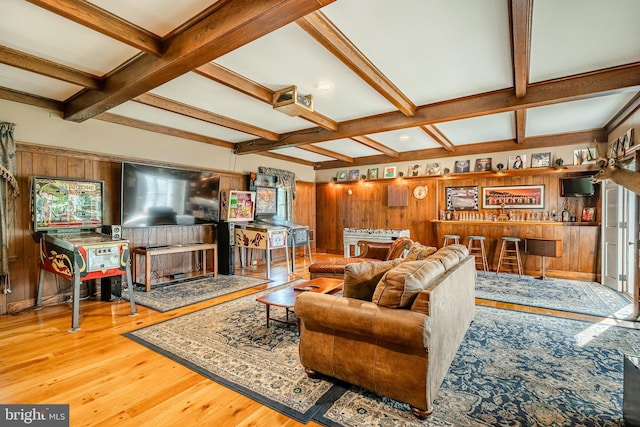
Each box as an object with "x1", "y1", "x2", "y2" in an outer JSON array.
[{"x1": 0, "y1": 99, "x2": 317, "y2": 182}]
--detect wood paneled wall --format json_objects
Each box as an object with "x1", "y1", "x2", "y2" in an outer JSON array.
[
  {"x1": 315, "y1": 165, "x2": 601, "y2": 257},
  {"x1": 5, "y1": 143, "x2": 315, "y2": 313}
]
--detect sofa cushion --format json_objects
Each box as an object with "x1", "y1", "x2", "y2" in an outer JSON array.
[
  {"x1": 308, "y1": 257, "x2": 381, "y2": 275},
  {"x1": 343, "y1": 259, "x2": 403, "y2": 301},
  {"x1": 404, "y1": 242, "x2": 437, "y2": 262},
  {"x1": 427, "y1": 250, "x2": 460, "y2": 270},
  {"x1": 371, "y1": 260, "x2": 445, "y2": 308}
]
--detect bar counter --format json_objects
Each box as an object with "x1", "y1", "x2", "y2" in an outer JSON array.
[{"x1": 431, "y1": 220, "x2": 600, "y2": 281}]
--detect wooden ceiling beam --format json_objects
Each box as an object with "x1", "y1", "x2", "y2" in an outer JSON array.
[
  {"x1": 0, "y1": 87, "x2": 63, "y2": 111},
  {"x1": 62, "y1": 0, "x2": 335, "y2": 122},
  {"x1": 236, "y1": 62, "x2": 640, "y2": 154},
  {"x1": 297, "y1": 11, "x2": 416, "y2": 117},
  {"x1": 299, "y1": 144, "x2": 353, "y2": 163},
  {"x1": 96, "y1": 112, "x2": 235, "y2": 149},
  {"x1": 511, "y1": 0, "x2": 532, "y2": 98},
  {"x1": 26, "y1": 0, "x2": 164, "y2": 56},
  {"x1": 195, "y1": 62, "x2": 273, "y2": 103},
  {"x1": 350, "y1": 135, "x2": 399, "y2": 157},
  {"x1": 515, "y1": 109, "x2": 526, "y2": 144},
  {"x1": 133, "y1": 93, "x2": 279, "y2": 141},
  {"x1": 420, "y1": 125, "x2": 455, "y2": 152},
  {"x1": 0, "y1": 46, "x2": 102, "y2": 90},
  {"x1": 605, "y1": 92, "x2": 640, "y2": 133}
]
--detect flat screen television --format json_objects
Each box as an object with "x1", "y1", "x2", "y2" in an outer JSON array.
[
  {"x1": 560, "y1": 175, "x2": 596, "y2": 197},
  {"x1": 121, "y1": 162, "x2": 220, "y2": 227},
  {"x1": 32, "y1": 176, "x2": 104, "y2": 232}
]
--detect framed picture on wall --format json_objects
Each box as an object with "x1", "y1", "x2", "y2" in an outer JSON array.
[
  {"x1": 408, "y1": 164, "x2": 423, "y2": 176},
  {"x1": 336, "y1": 170, "x2": 348, "y2": 182},
  {"x1": 582, "y1": 207, "x2": 595, "y2": 222},
  {"x1": 348, "y1": 169, "x2": 360, "y2": 181},
  {"x1": 445, "y1": 186, "x2": 479, "y2": 211},
  {"x1": 367, "y1": 168, "x2": 379, "y2": 180},
  {"x1": 425, "y1": 162, "x2": 441, "y2": 175},
  {"x1": 482, "y1": 185, "x2": 545, "y2": 209}
]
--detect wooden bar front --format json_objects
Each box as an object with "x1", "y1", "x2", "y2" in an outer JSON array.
[{"x1": 432, "y1": 220, "x2": 600, "y2": 281}]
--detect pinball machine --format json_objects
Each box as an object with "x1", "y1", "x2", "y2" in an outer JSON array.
[{"x1": 32, "y1": 176, "x2": 136, "y2": 332}]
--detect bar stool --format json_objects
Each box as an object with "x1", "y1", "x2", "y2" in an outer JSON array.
[
  {"x1": 496, "y1": 237, "x2": 523, "y2": 276},
  {"x1": 443, "y1": 234, "x2": 460, "y2": 246},
  {"x1": 467, "y1": 235, "x2": 489, "y2": 272}
]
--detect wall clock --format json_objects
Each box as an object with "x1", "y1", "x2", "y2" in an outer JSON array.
[{"x1": 413, "y1": 185, "x2": 427, "y2": 200}]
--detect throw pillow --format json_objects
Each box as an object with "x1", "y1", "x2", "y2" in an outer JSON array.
[
  {"x1": 343, "y1": 259, "x2": 403, "y2": 301},
  {"x1": 404, "y1": 242, "x2": 437, "y2": 262},
  {"x1": 371, "y1": 260, "x2": 445, "y2": 308}
]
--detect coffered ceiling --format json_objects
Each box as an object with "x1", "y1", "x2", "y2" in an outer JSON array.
[{"x1": 1, "y1": 0, "x2": 639, "y2": 170}]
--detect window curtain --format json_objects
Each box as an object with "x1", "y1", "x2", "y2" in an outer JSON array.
[
  {"x1": 0, "y1": 122, "x2": 19, "y2": 277},
  {"x1": 258, "y1": 166, "x2": 296, "y2": 199}
]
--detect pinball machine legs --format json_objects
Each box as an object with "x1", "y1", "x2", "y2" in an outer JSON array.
[{"x1": 36, "y1": 262, "x2": 137, "y2": 333}]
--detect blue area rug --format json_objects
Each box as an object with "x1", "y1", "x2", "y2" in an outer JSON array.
[
  {"x1": 476, "y1": 271, "x2": 634, "y2": 318},
  {"x1": 121, "y1": 274, "x2": 269, "y2": 312},
  {"x1": 125, "y1": 285, "x2": 640, "y2": 426}
]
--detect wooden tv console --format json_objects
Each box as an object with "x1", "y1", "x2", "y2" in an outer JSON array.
[{"x1": 131, "y1": 243, "x2": 217, "y2": 291}]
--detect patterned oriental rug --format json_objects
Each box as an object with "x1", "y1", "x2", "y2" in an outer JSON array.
[
  {"x1": 121, "y1": 275, "x2": 269, "y2": 312},
  {"x1": 476, "y1": 271, "x2": 634, "y2": 319},
  {"x1": 125, "y1": 285, "x2": 640, "y2": 426}
]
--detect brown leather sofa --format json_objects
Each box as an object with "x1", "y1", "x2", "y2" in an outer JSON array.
[
  {"x1": 295, "y1": 244, "x2": 476, "y2": 419},
  {"x1": 308, "y1": 236, "x2": 413, "y2": 279}
]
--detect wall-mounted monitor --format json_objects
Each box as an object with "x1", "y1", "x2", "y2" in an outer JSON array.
[
  {"x1": 32, "y1": 176, "x2": 104, "y2": 232},
  {"x1": 560, "y1": 175, "x2": 596, "y2": 197},
  {"x1": 221, "y1": 190, "x2": 255, "y2": 222},
  {"x1": 121, "y1": 162, "x2": 220, "y2": 227}
]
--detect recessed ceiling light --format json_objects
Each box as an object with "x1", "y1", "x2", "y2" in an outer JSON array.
[{"x1": 316, "y1": 82, "x2": 333, "y2": 92}]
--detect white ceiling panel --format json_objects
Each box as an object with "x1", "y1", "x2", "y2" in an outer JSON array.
[
  {"x1": 312, "y1": 139, "x2": 382, "y2": 158},
  {"x1": 0, "y1": 64, "x2": 81, "y2": 101},
  {"x1": 270, "y1": 147, "x2": 334, "y2": 163},
  {"x1": 322, "y1": 0, "x2": 513, "y2": 106},
  {"x1": 87, "y1": 0, "x2": 214, "y2": 36},
  {"x1": 215, "y1": 23, "x2": 395, "y2": 122},
  {"x1": 109, "y1": 102, "x2": 253, "y2": 142},
  {"x1": 437, "y1": 112, "x2": 515, "y2": 145},
  {"x1": 1, "y1": 0, "x2": 138, "y2": 75},
  {"x1": 368, "y1": 127, "x2": 441, "y2": 152},
  {"x1": 530, "y1": 0, "x2": 640, "y2": 82},
  {"x1": 526, "y1": 93, "x2": 637, "y2": 137}
]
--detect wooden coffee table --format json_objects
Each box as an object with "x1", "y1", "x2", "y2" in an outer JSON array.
[{"x1": 256, "y1": 277, "x2": 343, "y2": 328}]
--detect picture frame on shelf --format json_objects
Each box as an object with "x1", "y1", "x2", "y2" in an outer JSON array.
[
  {"x1": 445, "y1": 186, "x2": 479, "y2": 211},
  {"x1": 574, "y1": 148, "x2": 596, "y2": 165},
  {"x1": 383, "y1": 166, "x2": 397, "y2": 178},
  {"x1": 531, "y1": 152, "x2": 551, "y2": 168},
  {"x1": 367, "y1": 168, "x2": 379, "y2": 180},
  {"x1": 474, "y1": 158, "x2": 492, "y2": 172},
  {"x1": 454, "y1": 159, "x2": 470, "y2": 173},
  {"x1": 582, "y1": 207, "x2": 595, "y2": 222},
  {"x1": 482, "y1": 185, "x2": 545, "y2": 209},
  {"x1": 348, "y1": 169, "x2": 360, "y2": 181},
  {"x1": 336, "y1": 170, "x2": 348, "y2": 182},
  {"x1": 425, "y1": 162, "x2": 441, "y2": 175},
  {"x1": 508, "y1": 154, "x2": 526, "y2": 169},
  {"x1": 408, "y1": 164, "x2": 423, "y2": 176}
]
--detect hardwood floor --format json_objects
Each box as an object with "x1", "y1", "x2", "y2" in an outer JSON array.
[{"x1": 1, "y1": 253, "x2": 637, "y2": 427}]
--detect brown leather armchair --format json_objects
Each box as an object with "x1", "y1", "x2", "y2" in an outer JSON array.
[{"x1": 308, "y1": 237, "x2": 412, "y2": 279}]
